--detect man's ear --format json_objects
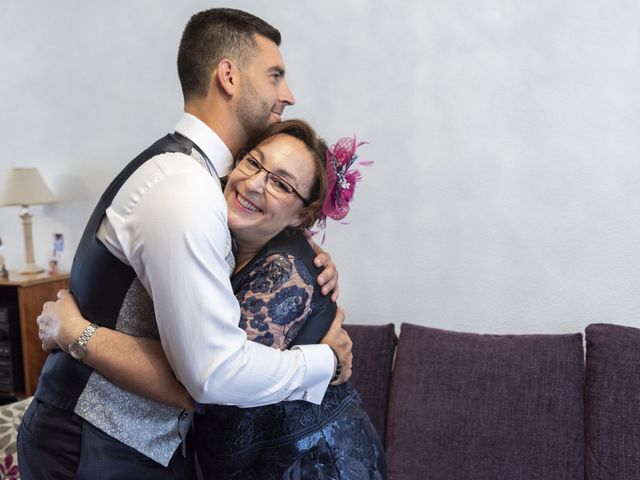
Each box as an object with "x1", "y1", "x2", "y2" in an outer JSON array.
[{"x1": 214, "y1": 59, "x2": 237, "y2": 97}]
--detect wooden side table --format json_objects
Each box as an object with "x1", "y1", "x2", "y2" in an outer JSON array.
[{"x1": 0, "y1": 271, "x2": 69, "y2": 397}]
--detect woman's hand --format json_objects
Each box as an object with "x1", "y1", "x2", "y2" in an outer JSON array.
[
  {"x1": 309, "y1": 239, "x2": 340, "y2": 302},
  {"x1": 37, "y1": 289, "x2": 88, "y2": 352},
  {"x1": 320, "y1": 308, "x2": 353, "y2": 385}
]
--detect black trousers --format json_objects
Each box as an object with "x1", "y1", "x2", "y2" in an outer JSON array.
[{"x1": 17, "y1": 398, "x2": 195, "y2": 480}]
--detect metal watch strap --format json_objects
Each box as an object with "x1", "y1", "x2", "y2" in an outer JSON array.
[
  {"x1": 69, "y1": 322, "x2": 100, "y2": 360},
  {"x1": 77, "y1": 322, "x2": 99, "y2": 348}
]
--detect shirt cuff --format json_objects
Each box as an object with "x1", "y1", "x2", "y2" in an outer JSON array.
[{"x1": 291, "y1": 344, "x2": 334, "y2": 404}]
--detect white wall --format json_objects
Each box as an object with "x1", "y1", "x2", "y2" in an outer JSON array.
[{"x1": 1, "y1": 0, "x2": 639, "y2": 334}]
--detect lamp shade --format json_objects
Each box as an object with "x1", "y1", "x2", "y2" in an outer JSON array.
[{"x1": 1, "y1": 167, "x2": 56, "y2": 206}]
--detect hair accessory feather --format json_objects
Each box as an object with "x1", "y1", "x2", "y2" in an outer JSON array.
[{"x1": 317, "y1": 134, "x2": 372, "y2": 231}]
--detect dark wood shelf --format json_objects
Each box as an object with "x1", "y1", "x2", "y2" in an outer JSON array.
[{"x1": 0, "y1": 271, "x2": 69, "y2": 396}]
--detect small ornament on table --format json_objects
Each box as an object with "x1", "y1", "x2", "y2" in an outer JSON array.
[
  {"x1": 48, "y1": 259, "x2": 59, "y2": 275},
  {"x1": 0, "y1": 236, "x2": 8, "y2": 279},
  {"x1": 48, "y1": 233, "x2": 64, "y2": 275}
]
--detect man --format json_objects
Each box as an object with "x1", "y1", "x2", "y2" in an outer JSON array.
[{"x1": 18, "y1": 8, "x2": 352, "y2": 479}]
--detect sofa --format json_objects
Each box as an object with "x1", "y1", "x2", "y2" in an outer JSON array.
[
  {"x1": 346, "y1": 322, "x2": 640, "y2": 480},
  {"x1": 1, "y1": 322, "x2": 639, "y2": 479}
]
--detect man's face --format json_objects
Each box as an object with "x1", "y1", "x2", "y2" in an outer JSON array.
[{"x1": 236, "y1": 35, "x2": 295, "y2": 139}]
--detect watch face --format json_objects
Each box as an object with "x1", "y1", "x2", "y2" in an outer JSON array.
[{"x1": 69, "y1": 342, "x2": 87, "y2": 360}]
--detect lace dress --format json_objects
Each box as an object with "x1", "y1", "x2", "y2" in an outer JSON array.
[{"x1": 194, "y1": 229, "x2": 387, "y2": 479}]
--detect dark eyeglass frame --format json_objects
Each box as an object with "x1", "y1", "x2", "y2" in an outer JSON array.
[{"x1": 235, "y1": 151, "x2": 311, "y2": 207}]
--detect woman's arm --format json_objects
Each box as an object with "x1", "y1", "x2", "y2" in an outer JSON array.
[
  {"x1": 38, "y1": 290, "x2": 194, "y2": 411},
  {"x1": 236, "y1": 253, "x2": 319, "y2": 350},
  {"x1": 240, "y1": 251, "x2": 349, "y2": 384}
]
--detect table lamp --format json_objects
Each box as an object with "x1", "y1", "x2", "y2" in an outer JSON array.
[{"x1": 1, "y1": 167, "x2": 57, "y2": 274}]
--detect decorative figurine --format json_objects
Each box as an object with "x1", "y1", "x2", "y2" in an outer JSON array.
[
  {"x1": 47, "y1": 259, "x2": 59, "y2": 275},
  {"x1": 48, "y1": 233, "x2": 64, "y2": 275},
  {"x1": 0, "y1": 236, "x2": 8, "y2": 279}
]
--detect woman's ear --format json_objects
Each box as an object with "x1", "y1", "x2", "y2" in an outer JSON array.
[
  {"x1": 214, "y1": 59, "x2": 237, "y2": 97},
  {"x1": 289, "y1": 210, "x2": 306, "y2": 229}
]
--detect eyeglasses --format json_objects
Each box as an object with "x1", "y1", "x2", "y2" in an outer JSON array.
[{"x1": 235, "y1": 151, "x2": 310, "y2": 206}]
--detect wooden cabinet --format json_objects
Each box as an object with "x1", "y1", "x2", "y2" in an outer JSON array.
[{"x1": 0, "y1": 271, "x2": 69, "y2": 397}]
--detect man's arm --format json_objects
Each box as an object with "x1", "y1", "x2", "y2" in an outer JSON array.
[
  {"x1": 38, "y1": 292, "x2": 193, "y2": 411},
  {"x1": 38, "y1": 290, "x2": 351, "y2": 406}
]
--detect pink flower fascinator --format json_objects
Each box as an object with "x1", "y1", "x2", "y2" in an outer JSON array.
[{"x1": 317, "y1": 134, "x2": 372, "y2": 230}]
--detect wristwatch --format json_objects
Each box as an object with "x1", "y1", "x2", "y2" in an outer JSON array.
[{"x1": 68, "y1": 323, "x2": 99, "y2": 361}]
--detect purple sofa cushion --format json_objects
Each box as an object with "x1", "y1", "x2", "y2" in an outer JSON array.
[
  {"x1": 385, "y1": 323, "x2": 584, "y2": 480},
  {"x1": 345, "y1": 323, "x2": 397, "y2": 444},
  {"x1": 585, "y1": 323, "x2": 640, "y2": 480}
]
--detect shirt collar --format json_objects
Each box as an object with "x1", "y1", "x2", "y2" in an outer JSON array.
[{"x1": 174, "y1": 113, "x2": 233, "y2": 178}]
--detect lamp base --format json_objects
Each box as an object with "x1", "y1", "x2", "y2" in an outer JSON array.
[
  {"x1": 19, "y1": 263, "x2": 45, "y2": 275},
  {"x1": 18, "y1": 208, "x2": 45, "y2": 275}
]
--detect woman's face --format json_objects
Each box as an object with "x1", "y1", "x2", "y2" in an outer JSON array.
[{"x1": 225, "y1": 134, "x2": 316, "y2": 248}]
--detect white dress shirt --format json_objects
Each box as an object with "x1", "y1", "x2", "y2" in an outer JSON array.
[{"x1": 96, "y1": 113, "x2": 333, "y2": 406}]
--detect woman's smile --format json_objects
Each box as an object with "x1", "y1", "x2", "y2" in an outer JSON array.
[{"x1": 235, "y1": 192, "x2": 262, "y2": 213}]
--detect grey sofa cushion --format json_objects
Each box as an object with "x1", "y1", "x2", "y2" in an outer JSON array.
[
  {"x1": 585, "y1": 323, "x2": 640, "y2": 480},
  {"x1": 345, "y1": 323, "x2": 396, "y2": 444},
  {"x1": 385, "y1": 323, "x2": 584, "y2": 480}
]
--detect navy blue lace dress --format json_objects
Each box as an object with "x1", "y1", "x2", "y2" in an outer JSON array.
[{"x1": 193, "y1": 229, "x2": 387, "y2": 479}]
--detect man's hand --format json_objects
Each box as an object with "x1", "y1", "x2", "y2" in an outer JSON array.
[
  {"x1": 37, "y1": 289, "x2": 88, "y2": 352},
  {"x1": 320, "y1": 307, "x2": 352, "y2": 385},
  {"x1": 310, "y1": 239, "x2": 339, "y2": 301}
]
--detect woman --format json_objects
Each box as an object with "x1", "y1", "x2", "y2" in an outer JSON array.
[
  {"x1": 196, "y1": 120, "x2": 385, "y2": 479},
  {"x1": 43, "y1": 119, "x2": 386, "y2": 478}
]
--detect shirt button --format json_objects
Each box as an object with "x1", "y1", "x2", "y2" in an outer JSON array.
[
  {"x1": 303, "y1": 392, "x2": 310, "y2": 401},
  {"x1": 181, "y1": 412, "x2": 189, "y2": 419}
]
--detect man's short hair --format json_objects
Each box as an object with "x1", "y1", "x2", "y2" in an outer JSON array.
[{"x1": 177, "y1": 8, "x2": 281, "y2": 101}]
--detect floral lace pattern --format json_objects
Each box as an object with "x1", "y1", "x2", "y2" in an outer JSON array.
[
  {"x1": 196, "y1": 385, "x2": 387, "y2": 479},
  {"x1": 236, "y1": 254, "x2": 314, "y2": 349}
]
